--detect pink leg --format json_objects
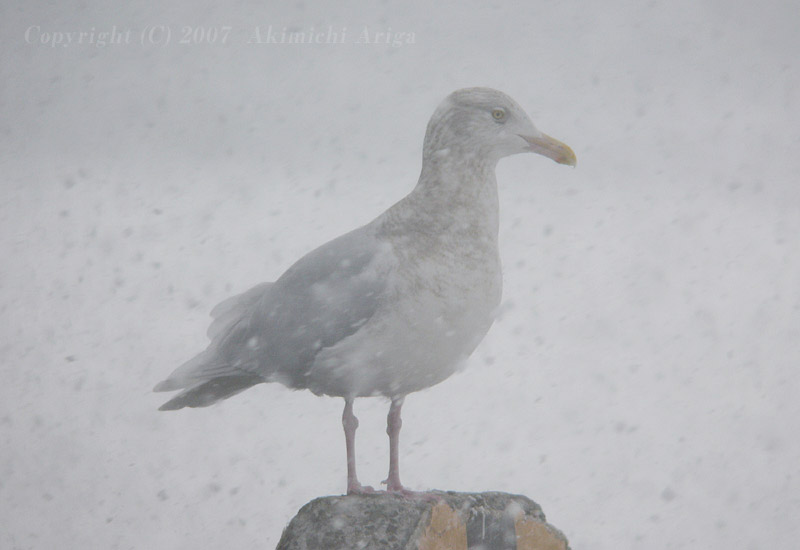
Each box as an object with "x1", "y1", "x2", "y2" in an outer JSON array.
[
  {"x1": 342, "y1": 398, "x2": 374, "y2": 495},
  {"x1": 382, "y1": 397, "x2": 439, "y2": 500},
  {"x1": 385, "y1": 396, "x2": 405, "y2": 493}
]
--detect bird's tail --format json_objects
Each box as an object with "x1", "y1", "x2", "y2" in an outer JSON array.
[
  {"x1": 155, "y1": 283, "x2": 276, "y2": 410},
  {"x1": 156, "y1": 374, "x2": 263, "y2": 411},
  {"x1": 154, "y1": 348, "x2": 263, "y2": 411}
]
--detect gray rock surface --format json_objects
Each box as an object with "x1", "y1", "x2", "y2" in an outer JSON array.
[{"x1": 276, "y1": 491, "x2": 570, "y2": 550}]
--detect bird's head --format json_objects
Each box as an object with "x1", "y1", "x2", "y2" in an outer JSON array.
[{"x1": 424, "y1": 87, "x2": 576, "y2": 167}]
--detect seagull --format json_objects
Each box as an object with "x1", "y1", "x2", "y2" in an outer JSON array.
[{"x1": 154, "y1": 88, "x2": 576, "y2": 495}]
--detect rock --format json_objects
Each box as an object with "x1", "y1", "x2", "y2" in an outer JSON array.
[{"x1": 276, "y1": 491, "x2": 570, "y2": 550}]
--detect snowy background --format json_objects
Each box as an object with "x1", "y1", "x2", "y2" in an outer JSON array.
[{"x1": 2, "y1": 1, "x2": 798, "y2": 548}]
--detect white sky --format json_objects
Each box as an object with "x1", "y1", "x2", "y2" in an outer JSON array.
[{"x1": 1, "y1": 1, "x2": 798, "y2": 548}]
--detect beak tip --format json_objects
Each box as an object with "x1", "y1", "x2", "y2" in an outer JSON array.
[
  {"x1": 560, "y1": 151, "x2": 577, "y2": 167},
  {"x1": 522, "y1": 133, "x2": 577, "y2": 168}
]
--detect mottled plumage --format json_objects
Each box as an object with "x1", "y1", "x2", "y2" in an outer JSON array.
[{"x1": 155, "y1": 88, "x2": 576, "y2": 494}]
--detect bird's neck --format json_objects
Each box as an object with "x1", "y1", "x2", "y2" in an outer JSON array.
[{"x1": 384, "y1": 147, "x2": 500, "y2": 240}]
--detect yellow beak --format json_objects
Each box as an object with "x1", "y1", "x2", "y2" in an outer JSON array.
[{"x1": 521, "y1": 133, "x2": 577, "y2": 167}]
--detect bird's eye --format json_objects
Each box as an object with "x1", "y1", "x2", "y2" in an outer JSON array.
[{"x1": 491, "y1": 108, "x2": 506, "y2": 121}]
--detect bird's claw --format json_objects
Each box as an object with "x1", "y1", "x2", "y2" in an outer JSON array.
[{"x1": 380, "y1": 479, "x2": 440, "y2": 500}]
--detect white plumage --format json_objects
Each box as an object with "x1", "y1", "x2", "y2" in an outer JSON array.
[{"x1": 155, "y1": 87, "x2": 576, "y2": 494}]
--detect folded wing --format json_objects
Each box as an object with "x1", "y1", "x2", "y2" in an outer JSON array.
[{"x1": 154, "y1": 225, "x2": 393, "y2": 409}]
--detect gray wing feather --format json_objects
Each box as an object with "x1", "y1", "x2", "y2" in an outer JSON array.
[
  {"x1": 155, "y1": 225, "x2": 391, "y2": 393},
  {"x1": 243, "y1": 226, "x2": 390, "y2": 387},
  {"x1": 207, "y1": 282, "x2": 273, "y2": 340}
]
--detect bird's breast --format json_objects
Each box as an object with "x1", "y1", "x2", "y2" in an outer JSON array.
[
  {"x1": 404, "y1": 232, "x2": 502, "y2": 341},
  {"x1": 309, "y1": 232, "x2": 501, "y2": 398}
]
